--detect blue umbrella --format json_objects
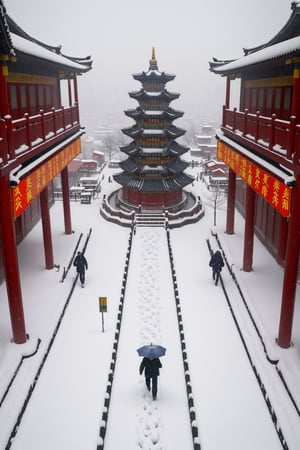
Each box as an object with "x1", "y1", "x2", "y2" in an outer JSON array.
[{"x1": 137, "y1": 343, "x2": 166, "y2": 359}]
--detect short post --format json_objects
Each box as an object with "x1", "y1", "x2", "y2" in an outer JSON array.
[{"x1": 99, "y1": 297, "x2": 107, "y2": 332}]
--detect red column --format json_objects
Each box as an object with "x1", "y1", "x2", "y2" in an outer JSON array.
[
  {"x1": 40, "y1": 187, "x2": 54, "y2": 269},
  {"x1": 278, "y1": 175, "x2": 300, "y2": 348},
  {"x1": 0, "y1": 60, "x2": 10, "y2": 116},
  {"x1": 73, "y1": 75, "x2": 80, "y2": 124},
  {"x1": 243, "y1": 185, "x2": 255, "y2": 272},
  {"x1": 276, "y1": 216, "x2": 288, "y2": 266},
  {"x1": 291, "y1": 67, "x2": 300, "y2": 121},
  {"x1": 67, "y1": 78, "x2": 73, "y2": 106},
  {"x1": 0, "y1": 175, "x2": 26, "y2": 343},
  {"x1": 225, "y1": 76, "x2": 231, "y2": 109},
  {"x1": 226, "y1": 168, "x2": 236, "y2": 235},
  {"x1": 61, "y1": 167, "x2": 72, "y2": 234},
  {"x1": 73, "y1": 75, "x2": 79, "y2": 104}
]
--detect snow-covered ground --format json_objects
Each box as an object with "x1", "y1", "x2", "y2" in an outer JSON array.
[{"x1": 0, "y1": 161, "x2": 299, "y2": 449}]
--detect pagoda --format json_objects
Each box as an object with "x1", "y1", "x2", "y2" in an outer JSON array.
[{"x1": 114, "y1": 49, "x2": 193, "y2": 210}]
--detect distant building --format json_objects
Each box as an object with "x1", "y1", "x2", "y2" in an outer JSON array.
[
  {"x1": 203, "y1": 159, "x2": 228, "y2": 190},
  {"x1": 93, "y1": 150, "x2": 105, "y2": 166},
  {"x1": 190, "y1": 125, "x2": 217, "y2": 159},
  {"x1": 93, "y1": 126, "x2": 114, "y2": 161}
]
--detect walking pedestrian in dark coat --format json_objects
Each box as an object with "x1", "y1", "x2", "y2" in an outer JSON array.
[
  {"x1": 139, "y1": 357, "x2": 162, "y2": 400},
  {"x1": 209, "y1": 250, "x2": 224, "y2": 286},
  {"x1": 73, "y1": 251, "x2": 88, "y2": 287}
]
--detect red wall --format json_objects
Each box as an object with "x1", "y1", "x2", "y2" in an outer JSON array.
[{"x1": 122, "y1": 187, "x2": 182, "y2": 208}]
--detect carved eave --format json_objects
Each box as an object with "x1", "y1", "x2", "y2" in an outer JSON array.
[
  {"x1": 165, "y1": 158, "x2": 189, "y2": 173},
  {"x1": 0, "y1": 3, "x2": 14, "y2": 55},
  {"x1": 119, "y1": 141, "x2": 140, "y2": 155},
  {"x1": 167, "y1": 141, "x2": 189, "y2": 156},
  {"x1": 166, "y1": 125, "x2": 186, "y2": 139}
]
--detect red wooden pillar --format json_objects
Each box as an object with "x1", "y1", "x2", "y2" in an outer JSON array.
[
  {"x1": 243, "y1": 185, "x2": 255, "y2": 272},
  {"x1": 40, "y1": 186, "x2": 54, "y2": 269},
  {"x1": 226, "y1": 168, "x2": 236, "y2": 235},
  {"x1": 291, "y1": 66, "x2": 300, "y2": 121},
  {"x1": 225, "y1": 76, "x2": 231, "y2": 109},
  {"x1": 0, "y1": 175, "x2": 26, "y2": 343},
  {"x1": 73, "y1": 74, "x2": 79, "y2": 104},
  {"x1": 73, "y1": 75, "x2": 80, "y2": 124},
  {"x1": 277, "y1": 175, "x2": 300, "y2": 348},
  {"x1": 276, "y1": 216, "x2": 288, "y2": 266},
  {"x1": 67, "y1": 78, "x2": 73, "y2": 106},
  {"x1": 61, "y1": 167, "x2": 72, "y2": 234},
  {"x1": 0, "y1": 59, "x2": 10, "y2": 116}
]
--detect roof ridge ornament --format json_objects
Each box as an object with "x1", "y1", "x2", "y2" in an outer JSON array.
[{"x1": 149, "y1": 47, "x2": 158, "y2": 70}]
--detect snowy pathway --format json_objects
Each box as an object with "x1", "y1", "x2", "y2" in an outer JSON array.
[
  {"x1": 171, "y1": 222, "x2": 283, "y2": 450},
  {"x1": 104, "y1": 227, "x2": 193, "y2": 450}
]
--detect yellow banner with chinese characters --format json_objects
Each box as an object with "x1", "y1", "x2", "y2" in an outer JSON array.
[
  {"x1": 217, "y1": 141, "x2": 292, "y2": 217},
  {"x1": 11, "y1": 138, "x2": 81, "y2": 218}
]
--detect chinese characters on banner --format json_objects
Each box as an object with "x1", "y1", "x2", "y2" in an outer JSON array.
[
  {"x1": 217, "y1": 141, "x2": 292, "y2": 217},
  {"x1": 11, "y1": 138, "x2": 81, "y2": 218}
]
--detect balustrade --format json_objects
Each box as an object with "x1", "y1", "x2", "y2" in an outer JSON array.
[
  {"x1": 222, "y1": 106, "x2": 300, "y2": 165},
  {"x1": 0, "y1": 104, "x2": 80, "y2": 167}
]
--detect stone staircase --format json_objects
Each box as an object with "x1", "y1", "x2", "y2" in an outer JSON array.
[{"x1": 134, "y1": 212, "x2": 166, "y2": 228}]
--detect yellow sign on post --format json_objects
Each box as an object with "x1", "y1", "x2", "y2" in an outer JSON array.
[
  {"x1": 99, "y1": 297, "x2": 107, "y2": 332},
  {"x1": 99, "y1": 297, "x2": 107, "y2": 312}
]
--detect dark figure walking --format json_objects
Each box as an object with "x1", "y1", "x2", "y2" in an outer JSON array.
[
  {"x1": 209, "y1": 250, "x2": 224, "y2": 286},
  {"x1": 139, "y1": 357, "x2": 162, "y2": 400},
  {"x1": 73, "y1": 251, "x2": 88, "y2": 287}
]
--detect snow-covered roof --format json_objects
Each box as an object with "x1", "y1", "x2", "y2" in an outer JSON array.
[
  {"x1": 11, "y1": 32, "x2": 91, "y2": 72},
  {"x1": 211, "y1": 36, "x2": 300, "y2": 75},
  {"x1": 140, "y1": 148, "x2": 165, "y2": 154},
  {"x1": 196, "y1": 135, "x2": 212, "y2": 139},
  {"x1": 143, "y1": 129, "x2": 165, "y2": 135},
  {"x1": 210, "y1": 2, "x2": 300, "y2": 76},
  {"x1": 0, "y1": 1, "x2": 14, "y2": 55},
  {"x1": 93, "y1": 150, "x2": 105, "y2": 156},
  {"x1": 132, "y1": 49, "x2": 175, "y2": 83},
  {"x1": 0, "y1": 8, "x2": 92, "y2": 73}
]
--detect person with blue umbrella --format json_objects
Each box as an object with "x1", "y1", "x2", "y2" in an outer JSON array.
[{"x1": 137, "y1": 343, "x2": 166, "y2": 400}]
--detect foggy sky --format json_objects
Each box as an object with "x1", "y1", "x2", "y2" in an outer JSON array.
[{"x1": 6, "y1": 0, "x2": 292, "y2": 136}]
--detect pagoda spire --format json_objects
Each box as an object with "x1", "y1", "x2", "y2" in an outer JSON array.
[{"x1": 149, "y1": 47, "x2": 158, "y2": 70}]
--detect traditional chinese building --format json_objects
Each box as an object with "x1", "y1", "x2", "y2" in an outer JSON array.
[
  {"x1": 114, "y1": 49, "x2": 193, "y2": 210},
  {"x1": 209, "y1": 2, "x2": 300, "y2": 348},
  {"x1": 0, "y1": 2, "x2": 92, "y2": 343}
]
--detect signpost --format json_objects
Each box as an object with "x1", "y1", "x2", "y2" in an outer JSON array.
[{"x1": 99, "y1": 297, "x2": 107, "y2": 332}]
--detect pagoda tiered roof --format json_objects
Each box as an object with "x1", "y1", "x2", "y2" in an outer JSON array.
[
  {"x1": 129, "y1": 89, "x2": 180, "y2": 102},
  {"x1": 122, "y1": 124, "x2": 185, "y2": 139},
  {"x1": 124, "y1": 107, "x2": 184, "y2": 120},
  {"x1": 119, "y1": 157, "x2": 188, "y2": 174},
  {"x1": 120, "y1": 140, "x2": 189, "y2": 156},
  {"x1": 132, "y1": 48, "x2": 175, "y2": 84},
  {"x1": 133, "y1": 71, "x2": 175, "y2": 84},
  {"x1": 114, "y1": 172, "x2": 193, "y2": 192}
]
